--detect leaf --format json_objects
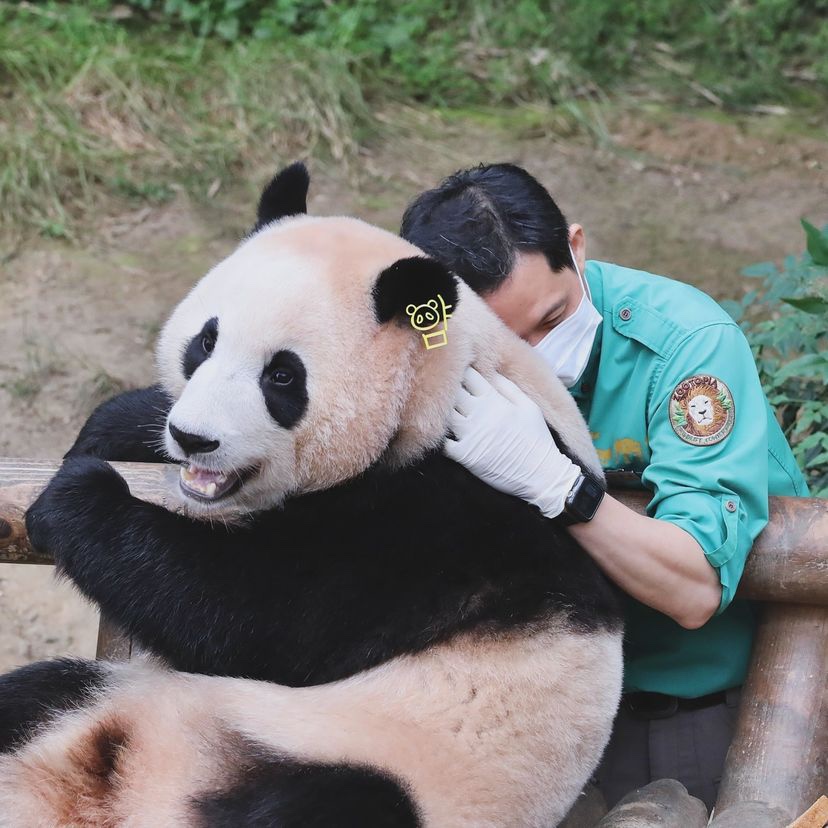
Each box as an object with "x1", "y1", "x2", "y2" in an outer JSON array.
[
  {"x1": 774, "y1": 352, "x2": 828, "y2": 383},
  {"x1": 741, "y1": 261, "x2": 777, "y2": 279},
  {"x1": 807, "y1": 451, "x2": 828, "y2": 468},
  {"x1": 801, "y1": 219, "x2": 828, "y2": 267},
  {"x1": 215, "y1": 16, "x2": 240, "y2": 40},
  {"x1": 781, "y1": 296, "x2": 828, "y2": 315},
  {"x1": 798, "y1": 432, "x2": 828, "y2": 451}
]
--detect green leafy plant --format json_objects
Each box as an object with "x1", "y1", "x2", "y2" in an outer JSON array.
[
  {"x1": 724, "y1": 220, "x2": 828, "y2": 496},
  {"x1": 2, "y1": 0, "x2": 827, "y2": 234},
  {"x1": 126, "y1": 0, "x2": 268, "y2": 39},
  {"x1": 76, "y1": 0, "x2": 828, "y2": 107}
]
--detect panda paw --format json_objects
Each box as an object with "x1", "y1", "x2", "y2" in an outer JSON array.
[{"x1": 26, "y1": 457, "x2": 130, "y2": 561}]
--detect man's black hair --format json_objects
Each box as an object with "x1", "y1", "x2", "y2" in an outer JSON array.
[{"x1": 399, "y1": 163, "x2": 573, "y2": 295}]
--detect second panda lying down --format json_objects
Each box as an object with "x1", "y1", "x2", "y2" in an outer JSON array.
[{"x1": 0, "y1": 164, "x2": 622, "y2": 827}]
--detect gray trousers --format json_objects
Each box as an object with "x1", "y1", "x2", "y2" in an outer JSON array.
[{"x1": 593, "y1": 688, "x2": 742, "y2": 812}]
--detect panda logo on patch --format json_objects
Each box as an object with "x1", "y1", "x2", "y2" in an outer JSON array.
[{"x1": 406, "y1": 294, "x2": 453, "y2": 350}]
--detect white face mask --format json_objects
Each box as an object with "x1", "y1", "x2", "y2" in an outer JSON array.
[{"x1": 533, "y1": 246, "x2": 602, "y2": 388}]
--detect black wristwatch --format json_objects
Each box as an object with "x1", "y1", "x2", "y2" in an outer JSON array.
[{"x1": 558, "y1": 471, "x2": 605, "y2": 525}]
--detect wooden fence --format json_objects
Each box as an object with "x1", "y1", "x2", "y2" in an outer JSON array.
[{"x1": 0, "y1": 458, "x2": 825, "y2": 826}]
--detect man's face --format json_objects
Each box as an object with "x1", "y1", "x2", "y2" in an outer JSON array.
[{"x1": 484, "y1": 225, "x2": 586, "y2": 346}]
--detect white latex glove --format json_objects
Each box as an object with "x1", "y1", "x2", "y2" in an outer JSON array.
[{"x1": 444, "y1": 366, "x2": 582, "y2": 519}]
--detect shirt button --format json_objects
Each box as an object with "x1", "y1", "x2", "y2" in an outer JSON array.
[
  {"x1": 619, "y1": 307, "x2": 632, "y2": 321},
  {"x1": 725, "y1": 500, "x2": 737, "y2": 513}
]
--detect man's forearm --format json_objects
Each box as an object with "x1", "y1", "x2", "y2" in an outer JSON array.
[{"x1": 568, "y1": 494, "x2": 721, "y2": 629}]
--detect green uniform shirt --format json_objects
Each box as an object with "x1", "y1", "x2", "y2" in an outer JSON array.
[{"x1": 571, "y1": 261, "x2": 809, "y2": 698}]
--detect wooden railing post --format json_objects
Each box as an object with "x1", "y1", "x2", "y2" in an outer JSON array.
[
  {"x1": 711, "y1": 603, "x2": 828, "y2": 824},
  {"x1": 95, "y1": 614, "x2": 133, "y2": 661},
  {"x1": 0, "y1": 459, "x2": 185, "y2": 663}
]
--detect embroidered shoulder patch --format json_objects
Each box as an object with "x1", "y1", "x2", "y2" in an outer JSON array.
[{"x1": 669, "y1": 375, "x2": 735, "y2": 446}]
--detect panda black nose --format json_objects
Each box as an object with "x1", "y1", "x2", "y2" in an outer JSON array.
[{"x1": 169, "y1": 423, "x2": 220, "y2": 456}]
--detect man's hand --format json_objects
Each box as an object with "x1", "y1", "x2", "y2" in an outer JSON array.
[{"x1": 444, "y1": 366, "x2": 581, "y2": 519}]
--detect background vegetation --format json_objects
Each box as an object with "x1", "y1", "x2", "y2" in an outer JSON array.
[
  {"x1": 1, "y1": 0, "x2": 825, "y2": 492},
  {"x1": 725, "y1": 222, "x2": 828, "y2": 497},
  {"x1": 0, "y1": 1, "x2": 369, "y2": 236},
  {"x1": 105, "y1": 0, "x2": 828, "y2": 107},
  {"x1": 2, "y1": 0, "x2": 827, "y2": 235}
]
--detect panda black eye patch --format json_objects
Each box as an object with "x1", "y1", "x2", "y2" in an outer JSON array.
[
  {"x1": 182, "y1": 317, "x2": 219, "y2": 380},
  {"x1": 260, "y1": 349, "x2": 308, "y2": 428}
]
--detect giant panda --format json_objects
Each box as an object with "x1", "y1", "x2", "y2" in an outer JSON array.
[{"x1": 0, "y1": 163, "x2": 623, "y2": 827}]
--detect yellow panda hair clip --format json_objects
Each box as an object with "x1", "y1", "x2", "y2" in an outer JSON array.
[{"x1": 406, "y1": 294, "x2": 452, "y2": 350}]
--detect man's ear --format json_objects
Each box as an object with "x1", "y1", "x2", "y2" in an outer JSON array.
[
  {"x1": 568, "y1": 223, "x2": 586, "y2": 274},
  {"x1": 252, "y1": 162, "x2": 310, "y2": 232},
  {"x1": 372, "y1": 257, "x2": 459, "y2": 324}
]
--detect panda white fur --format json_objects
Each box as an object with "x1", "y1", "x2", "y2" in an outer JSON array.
[{"x1": 0, "y1": 163, "x2": 622, "y2": 827}]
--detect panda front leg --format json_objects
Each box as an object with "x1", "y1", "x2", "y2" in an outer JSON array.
[
  {"x1": 25, "y1": 456, "x2": 277, "y2": 679},
  {"x1": 0, "y1": 658, "x2": 109, "y2": 754},
  {"x1": 65, "y1": 384, "x2": 173, "y2": 463}
]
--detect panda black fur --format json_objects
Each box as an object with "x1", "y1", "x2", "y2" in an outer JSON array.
[{"x1": 0, "y1": 163, "x2": 623, "y2": 827}]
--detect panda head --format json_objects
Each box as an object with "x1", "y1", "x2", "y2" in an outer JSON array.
[{"x1": 156, "y1": 162, "x2": 602, "y2": 517}]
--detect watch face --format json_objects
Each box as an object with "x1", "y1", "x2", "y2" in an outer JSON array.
[{"x1": 569, "y1": 474, "x2": 604, "y2": 520}]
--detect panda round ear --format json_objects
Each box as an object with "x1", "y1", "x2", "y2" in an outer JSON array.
[
  {"x1": 373, "y1": 256, "x2": 459, "y2": 324},
  {"x1": 252, "y1": 162, "x2": 310, "y2": 232}
]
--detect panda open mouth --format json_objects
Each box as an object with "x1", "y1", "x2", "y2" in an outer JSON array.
[{"x1": 179, "y1": 464, "x2": 257, "y2": 502}]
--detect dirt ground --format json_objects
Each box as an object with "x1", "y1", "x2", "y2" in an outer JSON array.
[{"x1": 1, "y1": 107, "x2": 826, "y2": 672}]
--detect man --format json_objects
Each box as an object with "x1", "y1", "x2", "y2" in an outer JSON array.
[{"x1": 400, "y1": 163, "x2": 809, "y2": 811}]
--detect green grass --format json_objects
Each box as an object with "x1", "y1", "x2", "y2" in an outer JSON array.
[
  {"x1": 1, "y1": 0, "x2": 826, "y2": 236},
  {"x1": 0, "y1": 1, "x2": 370, "y2": 234},
  {"x1": 437, "y1": 102, "x2": 611, "y2": 145},
  {"x1": 117, "y1": 0, "x2": 828, "y2": 109},
  {"x1": 106, "y1": 1, "x2": 828, "y2": 101}
]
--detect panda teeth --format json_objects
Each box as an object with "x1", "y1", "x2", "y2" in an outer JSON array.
[{"x1": 179, "y1": 465, "x2": 230, "y2": 500}]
